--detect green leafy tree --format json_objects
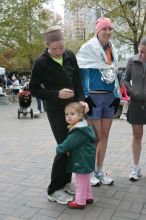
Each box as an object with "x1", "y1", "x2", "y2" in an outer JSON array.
[
  {"x1": 66, "y1": 39, "x2": 84, "y2": 55},
  {"x1": 0, "y1": 0, "x2": 61, "y2": 74},
  {"x1": 65, "y1": 0, "x2": 146, "y2": 55}
]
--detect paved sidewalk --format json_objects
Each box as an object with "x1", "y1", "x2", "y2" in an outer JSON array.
[{"x1": 1, "y1": 100, "x2": 146, "y2": 220}]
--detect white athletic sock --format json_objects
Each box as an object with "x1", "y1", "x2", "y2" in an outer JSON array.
[
  {"x1": 133, "y1": 164, "x2": 140, "y2": 170},
  {"x1": 95, "y1": 166, "x2": 102, "y2": 173}
]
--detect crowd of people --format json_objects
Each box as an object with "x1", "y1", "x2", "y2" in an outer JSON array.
[
  {"x1": 0, "y1": 75, "x2": 28, "y2": 88},
  {"x1": 0, "y1": 74, "x2": 50, "y2": 113},
  {"x1": 0, "y1": 75, "x2": 30, "y2": 103},
  {"x1": 2, "y1": 16, "x2": 146, "y2": 209},
  {"x1": 0, "y1": 74, "x2": 30, "y2": 94}
]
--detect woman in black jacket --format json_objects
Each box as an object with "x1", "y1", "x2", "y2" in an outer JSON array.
[{"x1": 30, "y1": 26, "x2": 88, "y2": 204}]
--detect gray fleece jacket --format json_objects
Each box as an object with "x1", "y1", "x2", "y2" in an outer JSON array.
[{"x1": 124, "y1": 54, "x2": 146, "y2": 106}]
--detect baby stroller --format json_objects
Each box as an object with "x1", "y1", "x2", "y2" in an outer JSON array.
[{"x1": 18, "y1": 90, "x2": 33, "y2": 119}]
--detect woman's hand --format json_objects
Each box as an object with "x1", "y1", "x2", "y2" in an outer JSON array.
[
  {"x1": 79, "y1": 101, "x2": 89, "y2": 114},
  {"x1": 59, "y1": 88, "x2": 74, "y2": 99}
]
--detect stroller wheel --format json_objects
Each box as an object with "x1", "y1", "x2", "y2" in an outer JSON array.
[
  {"x1": 30, "y1": 109, "x2": 33, "y2": 119},
  {"x1": 18, "y1": 109, "x2": 21, "y2": 119}
]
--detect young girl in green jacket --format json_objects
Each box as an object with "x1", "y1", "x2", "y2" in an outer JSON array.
[{"x1": 56, "y1": 102, "x2": 96, "y2": 209}]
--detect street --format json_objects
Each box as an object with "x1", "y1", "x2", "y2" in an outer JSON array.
[{"x1": 0, "y1": 100, "x2": 146, "y2": 220}]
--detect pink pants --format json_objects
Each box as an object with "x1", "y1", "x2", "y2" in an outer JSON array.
[{"x1": 75, "y1": 173, "x2": 93, "y2": 205}]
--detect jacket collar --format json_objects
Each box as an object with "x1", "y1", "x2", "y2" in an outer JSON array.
[
  {"x1": 70, "y1": 120, "x2": 88, "y2": 131},
  {"x1": 44, "y1": 48, "x2": 70, "y2": 62},
  {"x1": 133, "y1": 54, "x2": 142, "y2": 63}
]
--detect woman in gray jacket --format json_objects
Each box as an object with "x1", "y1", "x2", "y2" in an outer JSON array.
[{"x1": 124, "y1": 36, "x2": 146, "y2": 181}]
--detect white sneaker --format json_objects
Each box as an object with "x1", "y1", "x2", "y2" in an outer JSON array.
[
  {"x1": 120, "y1": 114, "x2": 127, "y2": 120},
  {"x1": 48, "y1": 189, "x2": 73, "y2": 204},
  {"x1": 96, "y1": 171, "x2": 114, "y2": 185},
  {"x1": 64, "y1": 182, "x2": 75, "y2": 195},
  {"x1": 129, "y1": 167, "x2": 141, "y2": 181},
  {"x1": 90, "y1": 172, "x2": 100, "y2": 186}
]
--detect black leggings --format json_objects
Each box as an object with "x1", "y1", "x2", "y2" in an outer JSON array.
[{"x1": 46, "y1": 109, "x2": 72, "y2": 195}]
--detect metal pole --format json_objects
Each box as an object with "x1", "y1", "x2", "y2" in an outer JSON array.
[{"x1": 83, "y1": 27, "x2": 86, "y2": 42}]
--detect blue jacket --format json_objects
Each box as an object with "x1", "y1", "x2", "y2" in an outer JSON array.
[{"x1": 80, "y1": 68, "x2": 115, "y2": 97}]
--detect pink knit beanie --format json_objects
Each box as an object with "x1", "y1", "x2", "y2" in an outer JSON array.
[
  {"x1": 96, "y1": 17, "x2": 112, "y2": 35},
  {"x1": 43, "y1": 26, "x2": 64, "y2": 45}
]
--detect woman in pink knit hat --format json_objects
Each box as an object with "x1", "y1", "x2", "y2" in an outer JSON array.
[{"x1": 77, "y1": 17, "x2": 120, "y2": 186}]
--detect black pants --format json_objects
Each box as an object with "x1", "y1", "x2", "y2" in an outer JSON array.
[{"x1": 46, "y1": 109, "x2": 72, "y2": 195}]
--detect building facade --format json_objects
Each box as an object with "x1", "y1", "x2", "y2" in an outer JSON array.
[{"x1": 64, "y1": 3, "x2": 98, "y2": 41}]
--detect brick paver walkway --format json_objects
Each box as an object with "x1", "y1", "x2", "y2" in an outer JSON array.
[{"x1": 1, "y1": 100, "x2": 146, "y2": 220}]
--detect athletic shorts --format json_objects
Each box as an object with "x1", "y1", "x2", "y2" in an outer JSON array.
[{"x1": 87, "y1": 93, "x2": 115, "y2": 120}]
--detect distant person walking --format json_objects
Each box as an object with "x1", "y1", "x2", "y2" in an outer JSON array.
[
  {"x1": 119, "y1": 84, "x2": 129, "y2": 120},
  {"x1": 36, "y1": 98, "x2": 46, "y2": 113}
]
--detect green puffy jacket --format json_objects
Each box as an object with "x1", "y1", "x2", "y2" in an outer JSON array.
[{"x1": 56, "y1": 120, "x2": 96, "y2": 174}]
